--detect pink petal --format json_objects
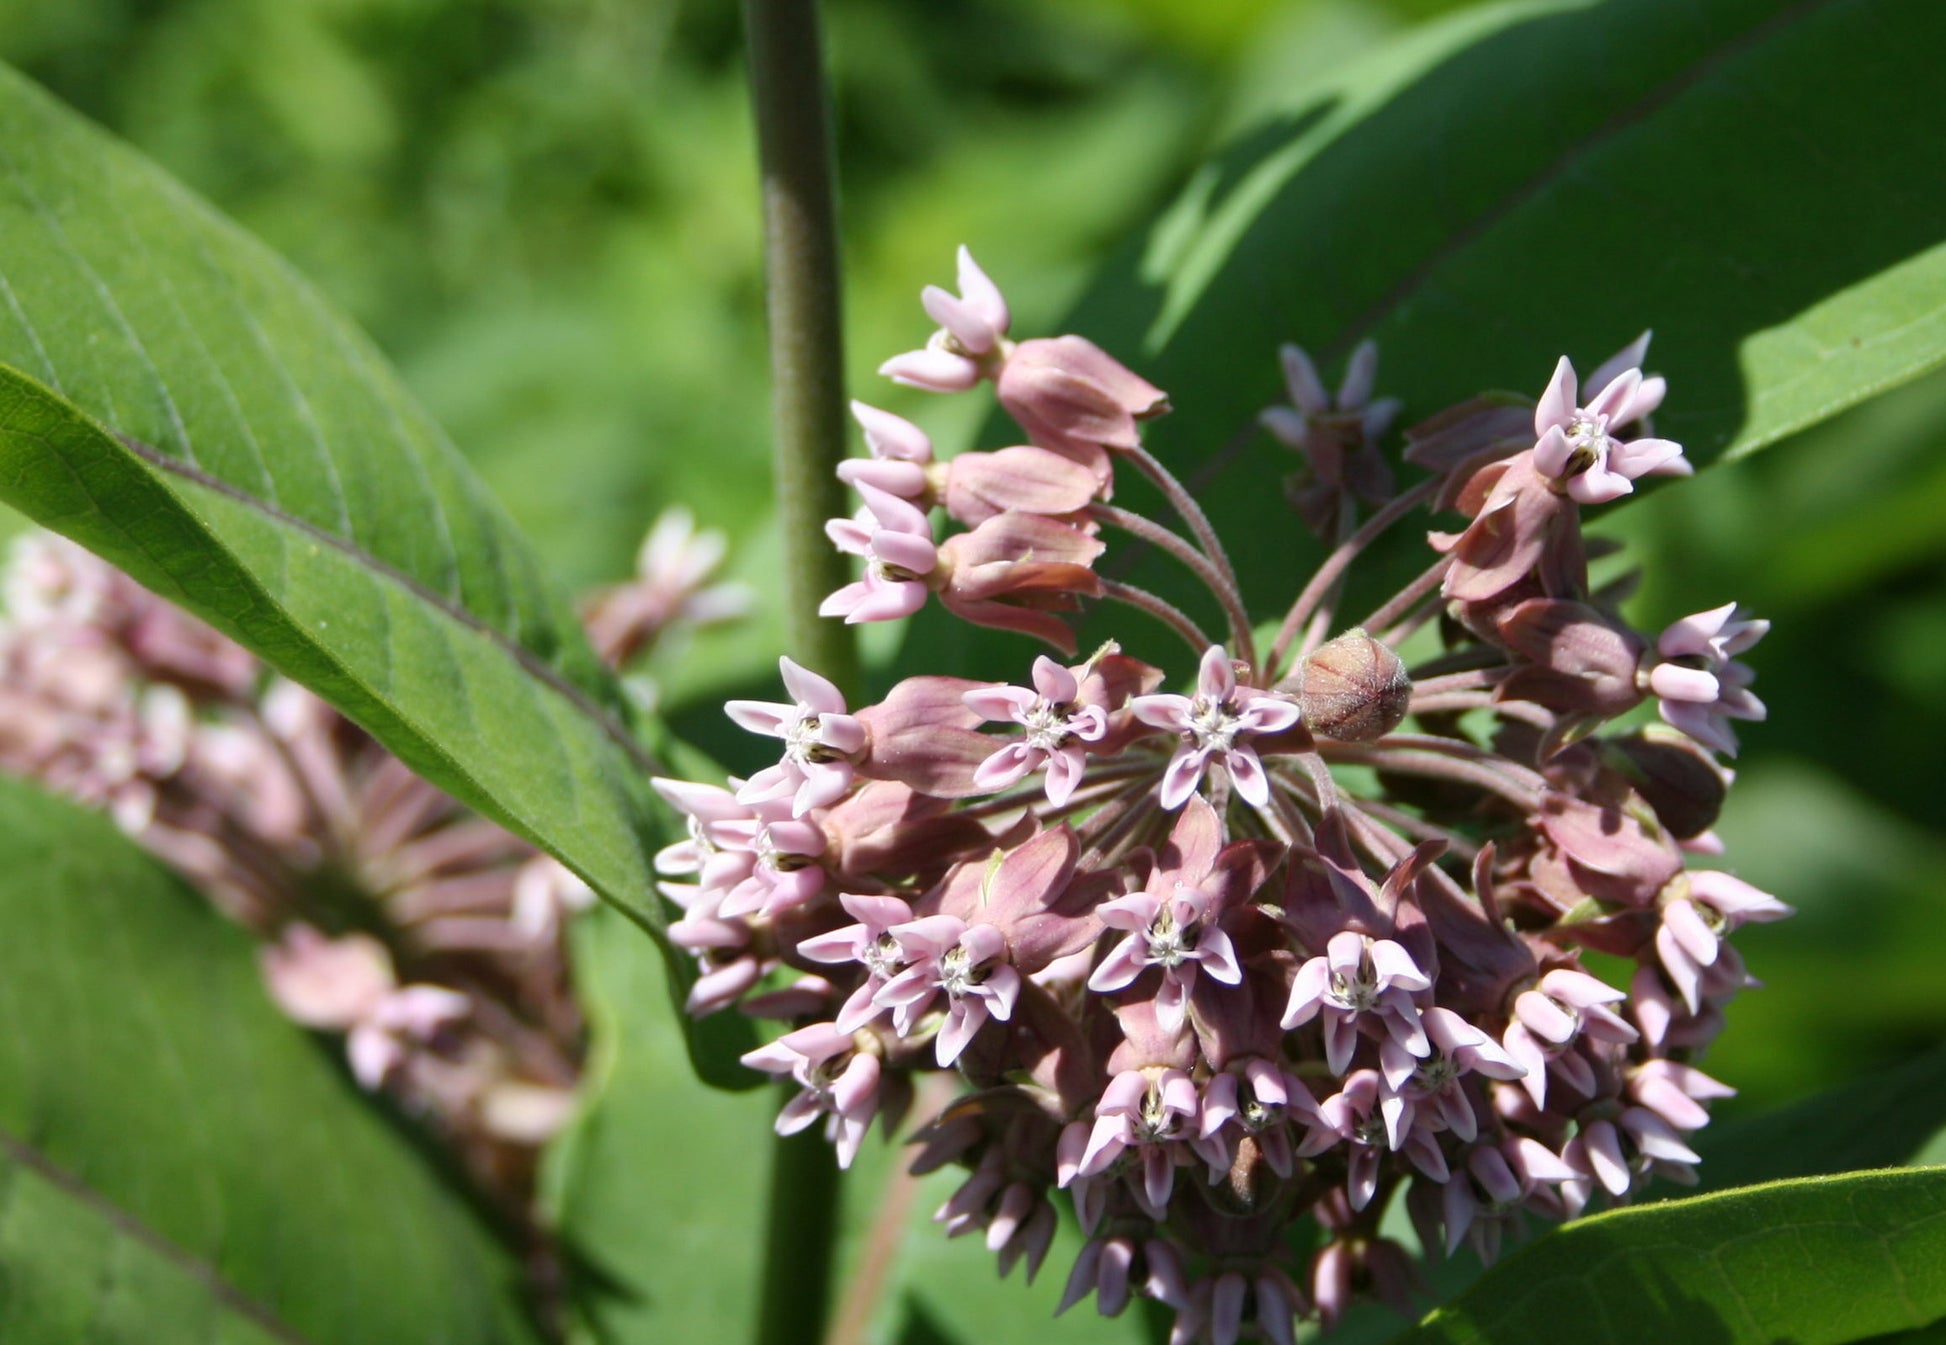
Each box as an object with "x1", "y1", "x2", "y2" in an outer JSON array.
[
  {"x1": 1279, "y1": 344, "x2": 1329, "y2": 414},
  {"x1": 1158, "y1": 746, "x2": 1209, "y2": 810},
  {"x1": 879, "y1": 348, "x2": 981, "y2": 392},
  {"x1": 954, "y1": 246, "x2": 1010, "y2": 339},
  {"x1": 1535, "y1": 356, "x2": 1577, "y2": 436}
]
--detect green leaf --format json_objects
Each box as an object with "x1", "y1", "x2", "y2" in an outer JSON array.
[
  {"x1": 1390, "y1": 1169, "x2": 1946, "y2": 1345},
  {"x1": 913, "y1": 0, "x2": 1946, "y2": 680},
  {"x1": 0, "y1": 66, "x2": 750, "y2": 1080},
  {"x1": 0, "y1": 773, "x2": 544, "y2": 1345},
  {"x1": 1693, "y1": 1043, "x2": 1946, "y2": 1192},
  {"x1": 1085, "y1": 0, "x2": 1946, "y2": 462}
]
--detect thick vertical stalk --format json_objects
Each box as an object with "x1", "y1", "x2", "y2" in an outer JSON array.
[
  {"x1": 743, "y1": 2, "x2": 853, "y2": 1344},
  {"x1": 746, "y1": 0, "x2": 861, "y2": 699}
]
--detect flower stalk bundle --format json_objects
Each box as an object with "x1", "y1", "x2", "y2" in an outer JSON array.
[{"x1": 656, "y1": 249, "x2": 1790, "y2": 1340}]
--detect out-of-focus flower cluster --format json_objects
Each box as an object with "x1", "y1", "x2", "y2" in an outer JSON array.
[
  {"x1": 0, "y1": 507, "x2": 744, "y2": 1209},
  {"x1": 653, "y1": 250, "x2": 1788, "y2": 1340}
]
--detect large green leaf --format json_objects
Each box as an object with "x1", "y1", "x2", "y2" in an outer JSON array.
[
  {"x1": 1387, "y1": 1169, "x2": 1946, "y2": 1345},
  {"x1": 0, "y1": 773, "x2": 544, "y2": 1344},
  {"x1": 0, "y1": 65, "x2": 749, "y2": 1079},
  {"x1": 1089, "y1": 0, "x2": 1946, "y2": 462},
  {"x1": 912, "y1": 0, "x2": 1946, "y2": 680}
]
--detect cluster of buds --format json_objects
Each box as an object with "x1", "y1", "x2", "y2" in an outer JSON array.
[
  {"x1": 653, "y1": 250, "x2": 1790, "y2": 1340},
  {"x1": 0, "y1": 508, "x2": 744, "y2": 1209}
]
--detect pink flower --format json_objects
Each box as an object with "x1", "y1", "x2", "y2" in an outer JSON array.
[
  {"x1": 1282, "y1": 930, "x2": 1433, "y2": 1075},
  {"x1": 1087, "y1": 796, "x2": 1271, "y2": 1032},
  {"x1": 838, "y1": 402, "x2": 936, "y2": 501},
  {"x1": 821, "y1": 483, "x2": 940, "y2": 626},
  {"x1": 741, "y1": 1022, "x2": 882, "y2": 1168},
  {"x1": 1060, "y1": 1067, "x2": 1199, "y2": 1219},
  {"x1": 1260, "y1": 340, "x2": 1399, "y2": 533},
  {"x1": 581, "y1": 507, "x2": 750, "y2": 665},
  {"x1": 962, "y1": 655, "x2": 1109, "y2": 805},
  {"x1": 1306, "y1": 1069, "x2": 1448, "y2": 1211},
  {"x1": 1654, "y1": 870, "x2": 1791, "y2": 1012},
  {"x1": 1439, "y1": 1140, "x2": 1577, "y2": 1262},
  {"x1": 874, "y1": 916, "x2": 1021, "y2": 1065},
  {"x1": 1531, "y1": 341, "x2": 1687, "y2": 504},
  {"x1": 1379, "y1": 1006, "x2": 1524, "y2": 1144},
  {"x1": 879, "y1": 246, "x2": 1011, "y2": 391},
  {"x1": 1192, "y1": 1057, "x2": 1318, "y2": 1182},
  {"x1": 1646, "y1": 602, "x2": 1769, "y2": 755},
  {"x1": 1502, "y1": 968, "x2": 1638, "y2": 1107},
  {"x1": 727, "y1": 657, "x2": 867, "y2": 814},
  {"x1": 796, "y1": 891, "x2": 919, "y2": 1031},
  {"x1": 1129, "y1": 645, "x2": 1301, "y2": 809}
]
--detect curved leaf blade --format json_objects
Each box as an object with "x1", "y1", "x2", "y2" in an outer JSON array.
[
  {"x1": 0, "y1": 65, "x2": 754, "y2": 1079},
  {"x1": 0, "y1": 62, "x2": 603, "y2": 696},
  {"x1": 0, "y1": 774, "x2": 544, "y2": 1345},
  {"x1": 1082, "y1": 0, "x2": 1946, "y2": 467},
  {"x1": 1390, "y1": 1169, "x2": 1946, "y2": 1345},
  {"x1": 0, "y1": 365, "x2": 753, "y2": 1085}
]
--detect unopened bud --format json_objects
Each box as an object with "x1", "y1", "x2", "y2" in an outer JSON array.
[
  {"x1": 1282, "y1": 629, "x2": 1411, "y2": 742},
  {"x1": 1603, "y1": 728, "x2": 1728, "y2": 839}
]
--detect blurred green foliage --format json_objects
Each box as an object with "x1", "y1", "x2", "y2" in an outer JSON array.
[
  {"x1": 0, "y1": 0, "x2": 1479, "y2": 709},
  {"x1": 2, "y1": 0, "x2": 1941, "y2": 1248}
]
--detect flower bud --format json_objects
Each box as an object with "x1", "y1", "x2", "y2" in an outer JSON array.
[
  {"x1": 1282, "y1": 629, "x2": 1410, "y2": 742},
  {"x1": 1603, "y1": 729, "x2": 1728, "y2": 840}
]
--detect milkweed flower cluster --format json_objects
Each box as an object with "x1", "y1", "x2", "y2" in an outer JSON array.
[
  {"x1": 653, "y1": 249, "x2": 1790, "y2": 1339},
  {"x1": 0, "y1": 508, "x2": 743, "y2": 1207}
]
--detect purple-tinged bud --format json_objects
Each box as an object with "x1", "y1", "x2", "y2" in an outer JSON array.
[
  {"x1": 995, "y1": 335, "x2": 1169, "y2": 484},
  {"x1": 1281, "y1": 628, "x2": 1410, "y2": 742},
  {"x1": 942, "y1": 446, "x2": 1102, "y2": 527},
  {"x1": 936, "y1": 512, "x2": 1105, "y2": 655},
  {"x1": 1604, "y1": 729, "x2": 1729, "y2": 840},
  {"x1": 1494, "y1": 599, "x2": 1648, "y2": 721}
]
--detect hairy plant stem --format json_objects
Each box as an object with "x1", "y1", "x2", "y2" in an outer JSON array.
[
  {"x1": 743, "y1": 2, "x2": 852, "y2": 1342},
  {"x1": 1101, "y1": 578, "x2": 1213, "y2": 654},
  {"x1": 1088, "y1": 502, "x2": 1249, "y2": 651},
  {"x1": 1361, "y1": 554, "x2": 1451, "y2": 639},
  {"x1": 746, "y1": 0, "x2": 859, "y2": 701},
  {"x1": 1269, "y1": 479, "x2": 1436, "y2": 678},
  {"x1": 1125, "y1": 443, "x2": 1253, "y2": 669}
]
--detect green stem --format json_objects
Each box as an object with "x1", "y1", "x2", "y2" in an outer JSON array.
[
  {"x1": 742, "y1": 2, "x2": 854, "y2": 1344},
  {"x1": 753, "y1": 1108, "x2": 842, "y2": 1345},
  {"x1": 745, "y1": 0, "x2": 861, "y2": 701}
]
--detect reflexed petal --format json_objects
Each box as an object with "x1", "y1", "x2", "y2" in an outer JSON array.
[
  {"x1": 1159, "y1": 745, "x2": 1209, "y2": 810},
  {"x1": 1339, "y1": 339, "x2": 1380, "y2": 410},
  {"x1": 880, "y1": 347, "x2": 981, "y2": 391},
  {"x1": 954, "y1": 245, "x2": 1010, "y2": 338},
  {"x1": 1196, "y1": 644, "x2": 1237, "y2": 700},
  {"x1": 1535, "y1": 356, "x2": 1578, "y2": 435},
  {"x1": 850, "y1": 400, "x2": 933, "y2": 462},
  {"x1": 1280, "y1": 343, "x2": 1329, "y2": 414},
  {"x1": 1649, "y1": 662, "x2": 1721, "y2": 703}
]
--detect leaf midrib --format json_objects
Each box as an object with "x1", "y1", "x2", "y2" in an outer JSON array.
[
  {"x1": 108, "y1": 424, "x2": 661, "y2": 783},
  {"x1": 0, "y1": 1124, "x2": 314, "y2": 1345}
]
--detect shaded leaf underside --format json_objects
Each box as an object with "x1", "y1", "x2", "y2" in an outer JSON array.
[{"x1": 0, "y1": 776, "x2": 543, "y2": 1345}]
